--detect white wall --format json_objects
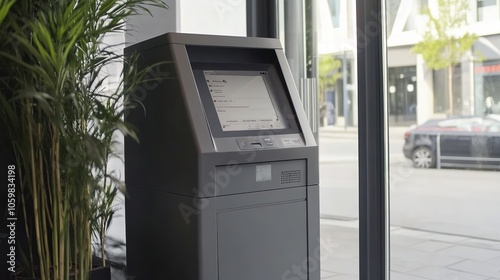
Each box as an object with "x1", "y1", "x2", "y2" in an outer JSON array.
[
  {"x1": 125, "y1": 0, "x2": 178, "y2": 46},
  {"x1": 125, "y1": 0, "x2": 246, "y2": 46},
  {"x1": 98, "y1": 31, "x2": 128, "y2": 261},
  {"x1": 416, "y1": 54, "x2": 437, "y2": 124},
  {"x1": 179, "y1": 0, "x2": 246, "y2": 36}
]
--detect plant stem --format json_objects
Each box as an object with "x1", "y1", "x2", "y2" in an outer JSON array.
[
  {"x1": 101, "y1": 145, "x2": 109, "y2": 268},
  {"x1": 73, "y1": 211, "x2": 78, "y2": 280},
  {"x1": 26, "y1": 100, "x2": 48, "y2": 280},
  {"x1": 101, "y1": 218, "x2": 105, "y2": 267},
  {"x1": 21, "y1": 193, "x2": 35, "y2": 278},
  {"x1": 38, "y1": 122, "x2": 51, "y2": 280}
]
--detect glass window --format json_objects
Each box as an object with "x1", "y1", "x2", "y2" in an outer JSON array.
[
  {"x1": 328, "y1": 0, "x2": 341, "y2": 28},
  {"x1": 387, "y1": 0, "x2": 403, "y2": 34},
  {"x1": 389, "y1": 0, "x2": 500, "y2": 279},
  {"x1": 404, "y1": 0, "x2": 428, "y2": 31},
  {"x1": 477, "y1": 0, "x2": 499, "y2": 22},
  {"x1": 316, "y1": 0, "x2": 359, "y2": 278},
  {"x1": 303, "y1": 0, "x2": 500, "y2": 279},
  {"x1": 388, "y1": 67, "x2": 418, "y2": 125},
  {"x1": 475, "y1": 60, "x2": 500, "y2": 115},
  {"x1": 433, "y1": 65, "x2": 462, "y2": 115}
]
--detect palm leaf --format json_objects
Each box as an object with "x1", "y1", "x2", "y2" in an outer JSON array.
[
  {"x1": 0, "y1": 0, "x2": 15, "y2": 26},
  {"x1": 1, "y1": 0, "x2": 169, "y2": 278}
]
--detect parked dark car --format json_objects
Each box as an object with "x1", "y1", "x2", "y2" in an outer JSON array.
[{"x1": 403, "y1": 115, "x2": 500, "y2": 169}]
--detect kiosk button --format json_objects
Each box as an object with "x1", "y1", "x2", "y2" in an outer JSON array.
[{"x1": 261, "y1": 137, "x2": 275, "y2": 147}]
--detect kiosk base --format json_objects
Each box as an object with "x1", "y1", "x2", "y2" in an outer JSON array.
[{"x1": 126, "y1": 186, "x2": 319, "y2": 280}]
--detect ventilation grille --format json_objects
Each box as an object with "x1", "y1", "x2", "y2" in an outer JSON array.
[{"x1": 280, "y1": 170, "x2": 302, "y2": 184}]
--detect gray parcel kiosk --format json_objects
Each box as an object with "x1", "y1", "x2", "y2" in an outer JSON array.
[{"x1": 124, "y1": 33, "x2": 320, "y2": 280}]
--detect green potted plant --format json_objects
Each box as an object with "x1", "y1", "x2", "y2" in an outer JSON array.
[{"x1": 0, "y1": 0, "x2": 166, "y2": 279}]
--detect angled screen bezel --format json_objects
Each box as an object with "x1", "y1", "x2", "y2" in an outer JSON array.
[{"x1": 191, "y1": 62, "x2": 301, "y2": 138}]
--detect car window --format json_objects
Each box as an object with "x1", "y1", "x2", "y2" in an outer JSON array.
[
  {"x1": 437, "y1": 119, "x2": 461, "y2": 130},
  {"x1": 486, "y1": 114, "x2": 500, "y2": 122},
  {"x1": 484, "y1": 119, "x2": 500, "y2": 132},
  {"x1": 489, "y1": 125, "x2": 500, "y2": 132},
  {"x1": 437, "y1": 119, "x2": 459, "y2": 127},
  {"x1": 437, "y1": 118, "x2": 482, "y2": 131}
]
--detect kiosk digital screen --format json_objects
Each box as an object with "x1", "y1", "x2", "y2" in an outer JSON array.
[{"x1": 203, "y1": 70, "x2": 288, "y2": 131}]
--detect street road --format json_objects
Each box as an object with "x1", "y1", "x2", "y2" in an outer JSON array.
[{"x1": 319, "y1": 126, "x2": 500, "y2": 241}]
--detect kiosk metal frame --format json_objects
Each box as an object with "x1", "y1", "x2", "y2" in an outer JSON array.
[{"x1": 125, "y1": 33, "x2": 319, "y2": 280}]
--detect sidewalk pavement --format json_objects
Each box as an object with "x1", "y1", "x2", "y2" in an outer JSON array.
[
  {"x1": 319, "y1": 126, "x2": 500, "y2": 279},
  {"x1": 320, "y1": 218, "x2": 500, "y2": 280}
]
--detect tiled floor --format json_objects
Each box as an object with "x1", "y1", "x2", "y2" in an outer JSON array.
[
  {"x1": 321, "y1": 219, "x2": 500, "y2": 280},
  {"x1": 109, "y1": 218, "x2": 500, "y2": 279}
]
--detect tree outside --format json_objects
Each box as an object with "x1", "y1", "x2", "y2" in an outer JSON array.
[
  {"x1": 413, "y1": 0, "x2": 477, "y2": 115},
  {"x1": 318, "y1": 54, "x2": 342, "y2": 126}
]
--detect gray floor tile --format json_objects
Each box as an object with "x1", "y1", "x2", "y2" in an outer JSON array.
[
  {"x1": 407, "y1": 266, "x2": 488, "y2": 280},
  {"x1": 420, "y1": 232, "x2": 470, "y2": 243},
  {"x1": 321, "y1": 218, "x2": 359, "y2": 229},
  {"x1": 321, "y1": 257, "x2": 358, "y2": 275},
  {"x1": 437, "y1": 245, "x2": 500, "y2": 262},
  {"x1": 320, "y1": 245, "x2": 357, "y2": 264},
  {"x1": 391, "y1": 271, "x2": 428, "y2": 280},
  {"x1": 321, "y1": 225, "x2": 359, "y2": 241},
  {"x1": 325, "y1": 274, "x2": 359, "y2": 280},
  {"x1": 449, "y1": 260, "x2": 500, "y2": 278},
  {"x1": 409, "y1": 240, "x2": 454, "y2": 252},
  {"x1": 320, "y1": 237, "x2": 344, "y2": 250},
  {"x1": 392, "y1": 246, "x2": 464, "y2": 267},
  {"x1": 324, "y1": 243, "x2": 359, "y2": 260},
  {"x1": 486, "y1": 256, "x2": 500, "y2": 266},
  {"x1": 391, "y1": 235, "x2": 427, "y2": 246},
  {"x1": 392, "y1": 228, "x2": 431, "y2": 238},
  {"x1": 321, "y1": 270, "x2": 339, "y2": 279},
  {"x1": 460, "y1": 239, "x2": 500, "y2": 251},
  {"x1": 391, "y1": 257, "x2": 426, "y2": 273},
  {"x1": 391, "y1": 225, "x2": 401, "y2": 231},
  {"x1": 320, "y1": 220, "x2": 500, "y2": 280}
]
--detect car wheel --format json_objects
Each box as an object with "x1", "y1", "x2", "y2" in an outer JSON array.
[{"x1": 411, "y1": 147, "x2": 435, "y2": 168}]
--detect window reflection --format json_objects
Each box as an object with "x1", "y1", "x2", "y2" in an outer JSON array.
[
  {"x1": 475, "y1": 59, "x2": 500, "y2": 115},
  {"x1": 403, "y1": 0, "x2": 428, "y2": 31},
  {"x1": 432, "y1": 66, "x2": 462, "y2": 115},
  {"x1": 388, "y1": 67, "x2": 418, "y2": 125},
  {"x1": 388, "y1": 0, "x2": 500, "y2": 279},
  {"x1": 319, "y1": 0, "x2": 500, "y2": 277},
  {"x1": 327, "y1": 0, "x2": 341, "y2": 28}
]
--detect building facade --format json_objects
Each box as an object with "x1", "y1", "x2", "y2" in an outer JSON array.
[{"x1": 318, "y1": 0, "x2": 500, "y2": 126}]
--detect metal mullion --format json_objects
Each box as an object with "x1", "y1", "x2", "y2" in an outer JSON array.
[
  {"x1": 356, "y1": 0, "x2": 390, "y2": 279},
  {"x1": 246, "y1": 0, "x2": 278, "y2": 38}
]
